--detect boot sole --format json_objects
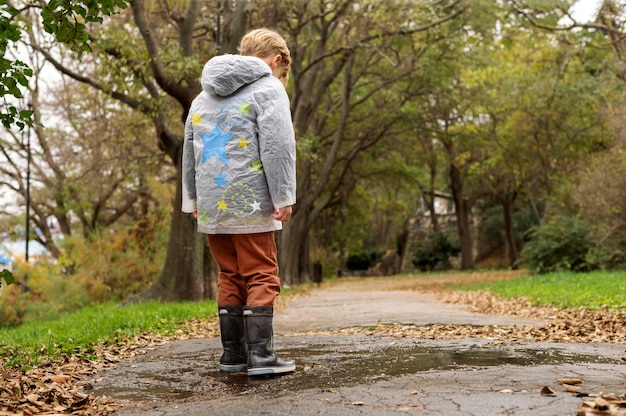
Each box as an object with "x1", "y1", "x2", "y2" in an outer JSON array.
[
  {"x1": 248, "y1": 364, "x2": 296, "y2": 376},
  {"x1": 219, "y1": 364, "x2": 247, "y2": 372}
]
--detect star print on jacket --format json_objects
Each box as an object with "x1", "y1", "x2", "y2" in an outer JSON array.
[
  {"x1": 201, "y1": 123, "x2": 233, "y2": 165},
  {"x1": 191, "y1": 113, "x2": 203, "y2": 125},
  {"x1": 214, "y1": 174, "x2": 227, "y2": 188},
  {"x1": 238, "y1": 102, "x2": 252, "y2": 116},
  {"x1": 238, "y1": 138, "x2": 250, "y2": 149},
  {"x1": 251, "y1": 159, "x2": 263, "y2": 174}
]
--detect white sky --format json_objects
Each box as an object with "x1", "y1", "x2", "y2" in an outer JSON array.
[{"x1": 562, "y1": 0, "x2": 604, "y2": 25}]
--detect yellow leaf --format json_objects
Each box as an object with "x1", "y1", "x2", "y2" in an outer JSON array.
[
  {"x1": 557, "y1": 378, "x2": 583, "y2": 385},
  {"x1": 562, "y1": 384, "x2": 581, "y2": 393},
  {"x1": 49, "y1": 374, "x2": 71, "y2": 384}
]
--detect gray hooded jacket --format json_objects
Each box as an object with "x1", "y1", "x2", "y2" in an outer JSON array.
[{"x1": 182, "y1": 55, "x2": 296, "y2": 234}]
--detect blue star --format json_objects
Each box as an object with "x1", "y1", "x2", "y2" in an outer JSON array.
[
  {"x1": 200, "y1": 124, "x2": 233, "y2": 165},
  {"x1": 214, "y1": 173, "x2": 227, "y2": 188}
]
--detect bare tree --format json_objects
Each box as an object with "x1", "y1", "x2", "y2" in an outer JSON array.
[{"x1": 0, "y1": 48, "x2": 165, "y2": 260}]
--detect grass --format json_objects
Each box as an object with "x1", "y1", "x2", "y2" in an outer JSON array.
[
  {"x1": 452, "y1": 270, "x2": 626, "y2": 310},
  {"x1": 0, "y1": 299, "x2": 217, "y2": 368}
]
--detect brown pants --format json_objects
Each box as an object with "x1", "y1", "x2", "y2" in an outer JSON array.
[{"x1": 208, "y1": 232, "x2": 280, "y2": 307}]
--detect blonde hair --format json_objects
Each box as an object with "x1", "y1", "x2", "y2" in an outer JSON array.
[{"x1": 239, "y1": 28, "x2": 291, "y2": 86}]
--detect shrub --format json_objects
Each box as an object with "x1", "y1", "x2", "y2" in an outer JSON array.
[
  {"x1": 0, "y1": 206, "x2": 170, "y2": 327},
  {"x1": 346, "y1": 249, "x2": 384, "y2": 271},
  {"x1": 412, "y1": 232, "x2": 460, "y2": 271},
  {"x1": 520, "y1": 215, "x2": 594, "y2": 274}
]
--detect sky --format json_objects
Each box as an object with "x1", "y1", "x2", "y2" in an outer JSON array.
[{"x1": 563, "y1": 0, "x2": 610, "y2": 25}]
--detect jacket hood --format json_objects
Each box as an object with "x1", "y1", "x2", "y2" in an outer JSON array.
[{"x1": 201, "y1": 54, "x2": 272, "y2": 97}]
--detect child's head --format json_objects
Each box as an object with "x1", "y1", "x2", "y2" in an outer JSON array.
[{"x1": 239, "y1": 28, "x2": 291, "y2": 87}]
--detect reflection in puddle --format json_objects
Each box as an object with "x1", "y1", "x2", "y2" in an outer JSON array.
[
  {"x1": 220, "y1": 343, "x2": 618, "y2": 390},
  {"x1": 91, "y1": 340, "x2": 620, "y2": 402}
]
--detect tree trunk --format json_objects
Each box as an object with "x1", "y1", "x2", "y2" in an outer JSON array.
[
  {"x1": 219, "y1": 0, "x2": 251, "y2": 54},
  {"x1": 127, "y1": 150, "x2": 215, "y2": 302},
  {"x1": 501, "y1": 195, "x2": 519, "y2": 269},
  {"x1": 278, "y1": 209, "x2": 309, "y2": 286},
  {"x1": 450, "y1": 163, "x2": 474, "y2": 270}
]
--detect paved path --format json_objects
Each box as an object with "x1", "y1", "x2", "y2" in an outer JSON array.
[
  {"x1": 91, "y1": 276, "x2": 626, "y2": 416},
  {"x1": 274, "y1": 277, "x2": 543, "y2": 333}
]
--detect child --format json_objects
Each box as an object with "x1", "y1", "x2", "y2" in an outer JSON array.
[{"x1": 181, "y1": 28, "x2": 296, "y2": 376}]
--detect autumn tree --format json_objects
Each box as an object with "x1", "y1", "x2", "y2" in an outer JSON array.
[
  {"x1": 509, "y1": 0, "x2": 626, "y2": 268},
  {"x1": 247, "y1": 0, "x2": 465, "y2": 282}
]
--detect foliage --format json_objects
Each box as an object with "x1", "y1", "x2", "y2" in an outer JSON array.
[
  {"x1": 570, "y1": 125, "x2": 626, "y2": 270},
  {"x1": 0, "y1": 1, "x2": 128, "y2": 129},
  {"x1": 0, "y1": 3, "x2": 33, "y2": 129},
  {"x1": 58, "y1": 204, "x2": 170, "y2": 301},
  {"x1": 40, "y1": 0, "x2": 129, "y2": 50},
  {"x1": 345, "y1": 249, "x2": 384, "y2": 272},
  {"x1": 0, "y1": 298, "x2": 216, "y2": 368},
  {"x1": 0, "y1": 204, "x2": 169, "y2": 327},
  {"x1": 521, "y1": 215, "x2": 594, "y2": 274},
  {"x1": 454, "y1": 270, "x2": 626, "y2": 310},
  {"x1": 0, "y1": 269, "x2": 18, "y2": 286},
  {"x1": 412, "y1": 232, "x2": 461, "y2": 271},
  {"x1": 0, "y1": 261, "x2": 92, "y2": 327},
  {"x1": 4, "y1": 0, "x2": 626, "y2": 302}
]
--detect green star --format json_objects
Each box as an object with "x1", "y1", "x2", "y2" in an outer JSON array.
[
  {"x1": 238, "y1": 102, "x2": 252, "y2": 117},
  {"x1": 250, "y1": 159, "x2": 264, "y2": 174}
]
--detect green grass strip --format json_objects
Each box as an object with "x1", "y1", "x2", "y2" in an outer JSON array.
[
  {"x1": 453, "y1": 270, "x2": 626, "y2": 310},
  {"x1": 0, "y1": 300, "x2": 217, "y2": 367}
]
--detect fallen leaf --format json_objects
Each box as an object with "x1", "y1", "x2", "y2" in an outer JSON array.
[
  {"x1": 25, "y1": 393, "x2": 43, "y2": 405},
  {"x1": 562, "y1": 384, "x2": 582, "y2": 393},
  {"x1": 49, "y1": 374, "x2": 72, "y2": 384},
  {"x1": 594, "y1": 396, "x2": 610, "y2": 411},
  {"x1": 558, "y1": 378, "x2": 583, "y2": 385},
  {"x1": 540, "y1": 386, "x2": 556, "y2": 396}
]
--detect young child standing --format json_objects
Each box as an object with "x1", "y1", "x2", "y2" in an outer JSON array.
[{"x1": 181, "y1": 28, "x2": 296, "y2": 376}]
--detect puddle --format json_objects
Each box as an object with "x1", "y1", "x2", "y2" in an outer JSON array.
[{"x1": 91, "y1": 338, "x2": 621, "y2": 403}]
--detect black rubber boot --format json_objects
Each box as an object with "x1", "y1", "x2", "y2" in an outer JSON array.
[
  {"x1": 243, "y1": 306, "x2": 295, "y2": 376},
  {"x1": 218, "y1": 305, "x2": 248, "y2": 372}
]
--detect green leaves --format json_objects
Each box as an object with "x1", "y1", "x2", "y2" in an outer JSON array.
[
  {"x1": 0, "y1": 269, "x2": 19, "y2": 286},
  {"x1": 0, "y1": 1, "x2": 129, "y2": 129},
  {"x1": 0, "y1": 3, "x2": 32, "y2": 129},
  {"x1": 41, "y1": 0, "x2": 130, "y2": 51}
]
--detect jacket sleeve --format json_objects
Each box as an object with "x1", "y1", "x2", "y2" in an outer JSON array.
[
  {"x1": 257, "y1": 81, "x2": 297, "y2": 210},
  {"x1": 181, "y1": 114, "x2": 198, "y2": 213}
]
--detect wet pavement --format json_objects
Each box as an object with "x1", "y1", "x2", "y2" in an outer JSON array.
[{"x1": 90, "y1": 277, "x2": 626, "y2": 415}]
